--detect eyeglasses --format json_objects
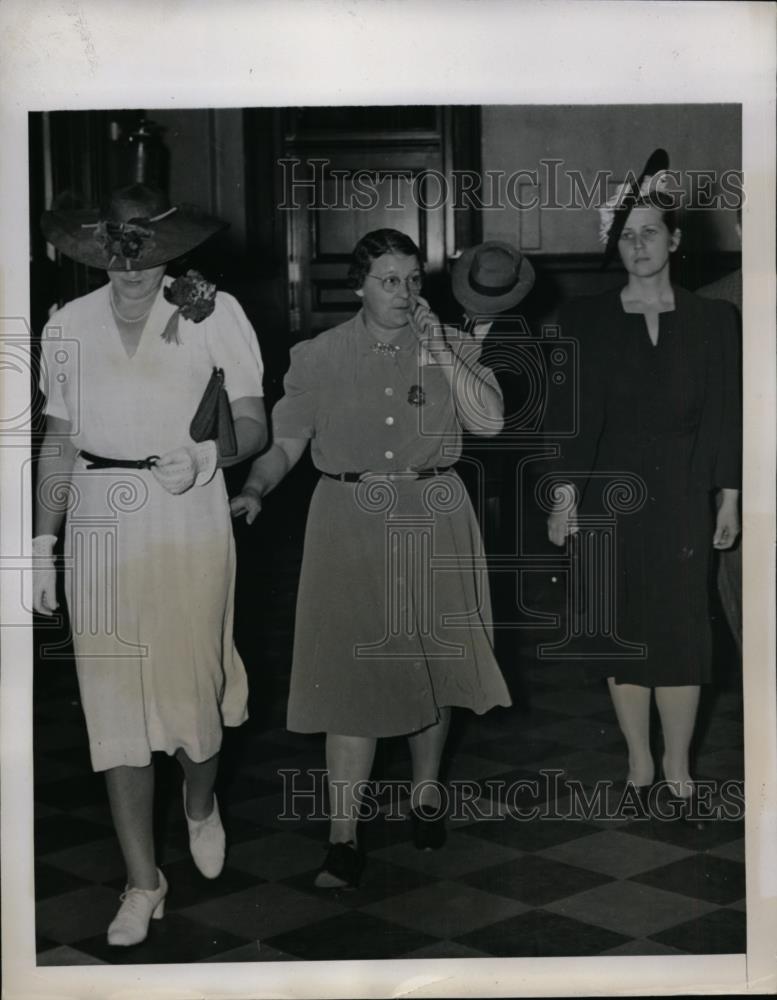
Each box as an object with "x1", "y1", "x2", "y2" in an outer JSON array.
[{"x1": 365, "y1": 272, "x2": 424, "y2": 294}]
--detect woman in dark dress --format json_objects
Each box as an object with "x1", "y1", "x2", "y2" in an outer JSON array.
[{"x1": 547, "y1": 151, "x2": 740, "y2": 817}]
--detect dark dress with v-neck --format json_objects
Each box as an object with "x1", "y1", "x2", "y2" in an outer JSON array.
[{"x1": 549, "y1": 286, "x2": 740, "y2": 685}]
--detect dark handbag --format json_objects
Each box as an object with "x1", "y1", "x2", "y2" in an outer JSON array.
[{"x1": 190, "y1": 366, "x2": 238, "y2": 458}]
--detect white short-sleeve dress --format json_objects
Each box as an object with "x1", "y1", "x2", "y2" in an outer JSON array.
[{"x1": 39, "y1": 277, "x2": 264, "y2": 771}]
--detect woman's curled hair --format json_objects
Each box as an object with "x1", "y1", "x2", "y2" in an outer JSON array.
[{"x1": 347, "y1": 229, "x2": 424, "y2": 289}]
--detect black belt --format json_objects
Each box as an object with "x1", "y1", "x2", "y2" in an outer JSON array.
[
  {"x1": 79, "y1": 450, "x2": 160, "y2": 470},
  {"x1": 322, "y1": 467, "x2": 452, "y2": 483}
]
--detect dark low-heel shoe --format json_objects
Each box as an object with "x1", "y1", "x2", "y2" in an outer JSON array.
[
  {"x1": 411, "y1": 806, "x2": 446, "y2": 851},
  {"x1": 664, "y1": 790, "x2": 706, "y2": 830},
  {"x1": 635, "y1": 784, "x2": 652, "y2": 814},
  {"x1": 619, "y1": 783, "x2": 653, "y2": 822},
  {"x1": 314, "y1": 841, "x2": 364, "y2": 889}
]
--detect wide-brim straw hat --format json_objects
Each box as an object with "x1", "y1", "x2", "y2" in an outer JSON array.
[
  {"x1": 40, "y1": 183, "x2": 227, "y2": 271},
  {"x1": 601, "y1": 148, "x2": 673, "y2": 268},
  {"x1": 451, "y1": 241, "x2": 535, "y2": 316}
]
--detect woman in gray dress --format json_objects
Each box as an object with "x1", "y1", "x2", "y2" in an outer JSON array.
[{"x1": 232, "y1": 229, "x2": 511, "y2": 886}]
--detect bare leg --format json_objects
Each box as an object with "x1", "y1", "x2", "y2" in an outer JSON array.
[
  {"x1": 313, "y1": 733, "x2": 377, "y2": 888},
  {"x1": 655, "y1": 685, "x2": 701, "y2": 798},
  {"x1": 607, "y1": 679, "x2": 654, "y2": 786},
  {"x1": 408, "y1": 707, "x2": 451, "y2": 809},
  {"x1": 718, "y1": 547, "x2": 742, "y2": 658},
  {"x1": 104, "y1": 763, "x2": 158, "y2": 889},
  {"x1": 176, "y1": 749, "x2": 219, "y2": 820},
  {"x1": 324, "y1": 733, "x2": 377, "y2": 845}
]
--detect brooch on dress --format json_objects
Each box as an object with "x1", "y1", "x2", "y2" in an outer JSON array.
[
  {"x1": 408, "y1": 384, "x2": 426, "y2": 407},
  {"x1": 371, "y1": 341, "x2": 400, "y2": 358}
]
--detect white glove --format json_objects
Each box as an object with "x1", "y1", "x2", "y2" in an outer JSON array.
[
  {"x1": 151, "y1": 441, "x2": 218, "y2": 495},
  {"x1": 33, "y1": 534, "x2": 58, "y2": 616},
  {"x1": 547, "y1": 484, "x2": 579, "y2": 547}
]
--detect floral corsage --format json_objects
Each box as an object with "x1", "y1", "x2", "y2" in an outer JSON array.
[
  {"x1": 161, "y1": 270, "x2": 217, "y2": 345},
  {"x1": 94, "y1": 220, "x2": 154, "y2": 268}
]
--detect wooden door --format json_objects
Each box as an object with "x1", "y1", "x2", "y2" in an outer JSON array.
[{"x1": 277, "y1": 107, "x2": 480, "y2": 338}]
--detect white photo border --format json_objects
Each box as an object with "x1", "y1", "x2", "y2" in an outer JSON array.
[{"x1": 1, "y1": 1, "x2": 775, "y2": 997}]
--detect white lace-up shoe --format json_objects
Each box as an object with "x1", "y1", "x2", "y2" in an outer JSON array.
[
  {"x1": 183, "y1": 783, "x2": 225, "y2": 878},
  {"x1": 107, "y1": 868, "x2": 167, "y2": 946}
]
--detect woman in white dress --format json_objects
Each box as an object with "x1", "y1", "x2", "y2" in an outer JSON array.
[{"x1": 33, "y1": 184, "x2": 267, "y2": 946}]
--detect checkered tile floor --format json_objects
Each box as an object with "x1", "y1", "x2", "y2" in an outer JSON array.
[{"x1": 33, "y1": 508, "x2": 746, "y2": 964}]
